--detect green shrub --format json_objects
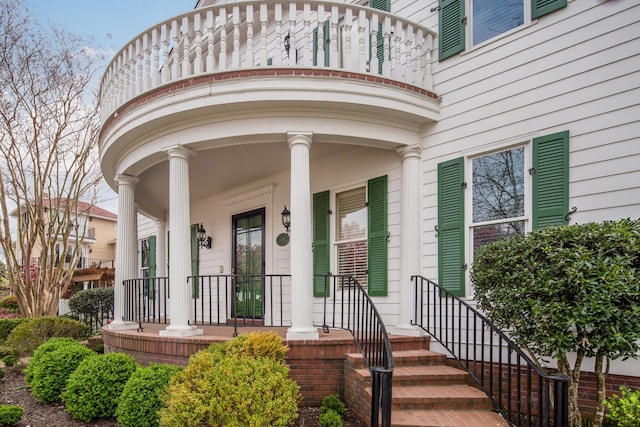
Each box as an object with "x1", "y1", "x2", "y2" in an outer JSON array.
[
  {"x1": 61, "y1": 352, "x2": 138, "y2": 422},
  {"x1": 116, "y1": 363, "x2": 182, "y2": 427},
  {"x1": 68, "y1": 287, "x2": 114, "y2": 314},
  {"x1": 5, "y1": 317, "x2": 90, "y2": 357},
  {"x1": 604, "y1": 386, "x2": 640, "y2": 426},
  {"x1": 0, "y1": 404, "x2": 22, "y2": 426},
  {"x1": 0, "y1": 296, "x2": 19, "y2": 314},
  {"x1": 320, "y1": 394, "x2": 346, "y2": 416},
  {"x1": 0, "y1": 318, "x2": 29, "y2": 343},
  {"x1": 1, "y1": 355, "x2": 16, "y2": 367},
  {"x1": 0, "y1": 369, "x2": 4, "y2": 380},
  {"x1": 29, "y1": 341, "x2": 94, "y2": 403},
  {"x1": 24, "y1": 337, "x2": 79, "y2": 384},
  {"x1": 223, "y1": 331, "x2": 288, "y2": 362},
  {"x1": 159, "y1": 333, "x2": 300, "y2": 427},
  {"x1": 319, "y1": 409, "x2": 343, "y2": 427}
]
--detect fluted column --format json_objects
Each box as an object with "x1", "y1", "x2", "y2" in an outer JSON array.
[
  {"x1": 160, "y1": 146, "x2": 203, "y2": 337},
  {"x1": 110, "y1": 174, "x2": 139, "y2": 330},
  {"x1": 395, "y1": 145, "x2": 424, "y2": 335},
  {"x1": 286, "y1": 132, "x2": 319, "y2": 340}
]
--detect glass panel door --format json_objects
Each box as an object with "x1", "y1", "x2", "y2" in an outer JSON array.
[{"x1": 232, "y1": 208, "x2": 265, "y2": 318}]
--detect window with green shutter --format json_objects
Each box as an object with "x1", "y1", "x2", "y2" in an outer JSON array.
[
  {"x1": 438, "y1": 158, "x2": 466, "y2": 296},
  {"x1": 532, "y1": 131, "x2": 569, "y2": 229},
  {"x1": 367, "y1": 175, "x2": 388, "y2": 297},
  {"x1": 439, "y1": 0, "x2": 567, "y2": 61},
  {"x1": 313, "y1": 191, "x2": 331, "y2": 297},
  {"x1": 190, "y1": 224, "x2": 199, "y2": 298}
]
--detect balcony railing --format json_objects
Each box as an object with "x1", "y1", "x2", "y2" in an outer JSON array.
[
  {"x1": 412, "y1": 275, "x2": 569, "y2": 427},
  {"x1": 99, "y1": 0, "x2": 436, "y2": 122}
]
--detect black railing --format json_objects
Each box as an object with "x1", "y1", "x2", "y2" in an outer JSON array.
[
  {"x1": 411, "y1": 275, "x2": 569, "y2": 427},
  {"x1": 317, "y1": 274, "x2": 394, "y2": 427},
  {"x1": 77, "y1": 257, "x2": 115, "y2": 269},
  {"x1": 62, "y1": 292, "x2": 114, "y2": 335},
  {"x1": 122, "y1": 277, "x2": 170, "y2": 327}
]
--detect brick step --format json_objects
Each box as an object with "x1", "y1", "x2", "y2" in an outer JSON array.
[
  {"x1": 355, "y1": 364, "x2": 471, "y2": 386},
  {"x1": 366, "y1": 384, "x2": 494, "y2": 410},
  {"x1": 389, "y1": 408, "x2": 508, "y2": 427},
  {"x1": 346, "y1": 349, "x2": 447, "y2": 370}
]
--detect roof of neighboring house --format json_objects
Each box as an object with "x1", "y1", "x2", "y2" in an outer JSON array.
[{"x1": 10, "y1": 198, "x2": 117, "y2": 221}]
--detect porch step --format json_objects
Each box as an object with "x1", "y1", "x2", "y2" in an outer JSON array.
[{"x1": 345, "y1": 348, "x2": 509, "y2": 427}]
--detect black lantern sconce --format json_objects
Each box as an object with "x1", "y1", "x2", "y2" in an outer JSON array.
[
  {"x1": 281, "y1": 206, "x2": 291, "y2": 234},
  {"x1": 284, "y1": 32, "x2": 291, "y2": 56},
  {"x1": 197, "y1": 223, "x2": 212, "y2": 249}
]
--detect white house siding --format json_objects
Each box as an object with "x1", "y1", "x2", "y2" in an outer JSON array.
[{"x1": 405, "y1": 0, "x2": 639, "y2": 376}]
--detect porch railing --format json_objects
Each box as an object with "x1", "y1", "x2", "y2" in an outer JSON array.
[
  {"x1": 317, "y1": 274, "x2": 394, "y2": 427},
  {"x1": 62, "y1": 291, "x2": 114, "y2": 335},
  {"x1": 122, "y1": 277, "x2": 170, "y2": 326},
  {"x1": 411, "y1": 275, "x2": 569, "y2": 427},
  {"x1": 99, "y1": 0, "x2": 435, "y2": 122}
]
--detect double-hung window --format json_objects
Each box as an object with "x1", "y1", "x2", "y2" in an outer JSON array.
[
  {"x1": 439, "y1": 0, "x2": 567, "y2": 60},
  {"x1": 437, "y1": 131, "x2": 569, "y2": 296},
  {"x1": 335, "y1": 187, "x2": 369, "y2": 287}
]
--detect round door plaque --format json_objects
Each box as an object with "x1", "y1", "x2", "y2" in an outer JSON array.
[{"x1": 276, "y1": 232, "x2": 290, "y2": 246}]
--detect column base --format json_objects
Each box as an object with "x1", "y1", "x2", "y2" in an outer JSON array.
[
  {"x1": 389, "y1": 324, "x2": 425, "y2": 337},
  {"x1": 159, "y1": 325, "x2": 204, "y2": 338},
  {"x1": 108, "y1": 320, "x2": 138, "y2": 331},
  {"x1": 286, "y1": 326, "x2": 319, "y2": 341}
]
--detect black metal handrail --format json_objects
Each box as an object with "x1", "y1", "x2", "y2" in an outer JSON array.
[
  {"x1": 62, "y1": 292, "x2": 114, "y2": 335},
  {"x1": 411, "y1": 275, "x2": 569, "y2": 427},
  {"x1": 317, "y1": 274, "x2": 394, "y2": 427},
  {"x1": 122, "y1": 277, "x2": 170, "y2": 328}
]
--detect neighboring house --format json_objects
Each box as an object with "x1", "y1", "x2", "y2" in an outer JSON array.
[
  {"x1": 13, "y1": 199, "x2": 117, "y2": 312},
  {"x1": 98, "y1": 0, "x2": 639, "y2": 398}
]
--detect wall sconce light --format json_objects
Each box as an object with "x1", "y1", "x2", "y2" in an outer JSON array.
[
  {"x1": 281, "y1": 206, "x2": 291, "y2": 234},
  {"x1": 197, "y1": 223, "x2": 212, "y2": 249},
  {"x1": 284, "y1": 32, "x2": 291, "y2": 56}
]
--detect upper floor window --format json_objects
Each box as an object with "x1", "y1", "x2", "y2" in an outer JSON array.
[{"x1": 439, "y1": 0, "x2": 567, "y2": 60}]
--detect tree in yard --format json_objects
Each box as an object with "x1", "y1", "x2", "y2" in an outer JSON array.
[
  {"x1": 0, "y1": 0, "x2": 103, "y2": 317},
  {"x1": 471, "y1": 218, "x2": 640, "y2": 427}
]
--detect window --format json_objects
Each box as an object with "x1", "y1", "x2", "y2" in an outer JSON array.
[
  {"x1": 141, "y1": 238, "x2": 150, "y2": 278},
  {"x1": 437, "y1": 131, "x2": 569, "y2": 296},
  {"x1": 313, "y1": 175, "x2": 388, "y2": 297},
  {"x1": 439, "y1": 0, "x2": 567, "y2": 60},
  {"x1": 141, "y1": 236, "x2": 156, "y2": 299}
]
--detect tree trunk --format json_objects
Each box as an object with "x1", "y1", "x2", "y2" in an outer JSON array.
[
  {"x1": 592, "y1": 355, "x2": 607, "y2": 427},
  {"x1": 559, "y1": 354, "x2": 584, "y2": 427}
]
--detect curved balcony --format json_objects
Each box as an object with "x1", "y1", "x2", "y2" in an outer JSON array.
[{"x1": 98, "y1": 0, "x2": 438, "y2": 122}]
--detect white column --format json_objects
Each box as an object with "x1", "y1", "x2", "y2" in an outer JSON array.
[
  {"x1": 395, "y1": 145, "x2": 424, "y2": 335},
  {"x1": 286, "y1": 132, "x2": 319, "y2": 340},
  {"x1": 110, "y1": 174, "x2": 139, "y2": 330},
  {"x1": 160, "y1": 146, "x2": 203, "y2": 337}
]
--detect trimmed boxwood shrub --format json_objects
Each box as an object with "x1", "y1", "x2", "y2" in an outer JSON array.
[
  {"x1": 159, "y1": 332, "x2": 300, "y2": 427},
  {"x1": 116, "y1": 363, "x2": 182, "y2": 427},
  {"x1": 320, "y1": 394, "x2": 345, "y2": 416},
  {"x1": 24, "y1": 337, "x2": 78, "y2": 384},
  {"x1": 61, "y1": 352, "x2": 138, "y2": 422},
  {"x1": 319, "y1": 409, "x2": 343, "y2": 427},
  {"x1": 0, "y1": 404, "x2": 22, "y2": 426},
  {"x1": 0, "y1": 296, "x2": 19, "y2": 314},
  {"x1": 5, "y1": 317, "x2": 90, "y2": 357},
  {"x1": 29, "y1": 341, "x2": 94, "y2": 403},
  {"x1": 0, "y1": 318, "x2": 29, "y2": 343}
]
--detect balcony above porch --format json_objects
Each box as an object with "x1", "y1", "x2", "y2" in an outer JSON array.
[{"x1": 98, "y1": 1, "x2": 440, "y2": 160}]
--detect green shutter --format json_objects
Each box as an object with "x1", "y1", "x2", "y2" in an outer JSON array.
[
  {"x1": 532, "y1": 131, "x2": 569, "y2": 229},
  {"x1": 367, "y1": 176, "x2": 388, "y2": 297},
  {"x1": 190, "y1": 224, "x2": 199, "y2": 298},
  {"x1": 439, "y1": 0, "x2": 465, "y2": 61},
  {"x1": 370, "y1": 0, "x2": 390, "y2": 74},
  {"x1": 148, "y1": 235, "x2": 157, "y2": 278},
  {"x1": 313, "y1": 191, "x2": 331, "y2": 297},
  {"x1": 531, "y1": 0, "x2": 567, "y2": 19},
  {"x1": 438, "y1": 157, "x2": 465, "y2": 297},
  {"x1": 313, "y1": 20, "x2": 330, "y2": 67}
]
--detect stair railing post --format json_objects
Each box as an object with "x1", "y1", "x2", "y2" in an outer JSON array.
[{"x1": 370, "y1": 369, "x2": 381, "y2": 427}]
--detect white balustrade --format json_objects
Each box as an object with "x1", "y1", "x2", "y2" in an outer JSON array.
[{"x1": 98, "y1": 0, "x2": 436, "y2": 122}]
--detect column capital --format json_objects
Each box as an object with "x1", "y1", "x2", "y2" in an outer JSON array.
[
  {"x1": 115, "y1": 174, "x2": 139, "y2": 187},
  {"x1": 164, "y1": 144, "x2": 195, "y2": 160},
  {"x1": 396, "y1": 144, "x2": 423, "y2": 160},
  {"x1": 287, "y1": 131, "x2": 313, "y2": 149}
]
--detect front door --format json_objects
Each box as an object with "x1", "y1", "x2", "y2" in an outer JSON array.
[{"x1": 232, "y1": 208, "x2": 265, "y2": 319}]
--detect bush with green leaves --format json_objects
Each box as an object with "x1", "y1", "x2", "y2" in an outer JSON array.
[
  {"x1": 0, "y1": 404, "x2": 22, "y2": 426},
  {"x1": 61, "y1": 352, "x2": 138, "y2": 422},
  {"x1": 223, "y1": 331, "x2": 289, "y2": 362},
  {"x1": 0, "y1": 296, "x2": 19, "y2": 314},
  {"x1": 0, "y1": 318, "x2": 28, "y2": 343},
  {"x1": 1, "y1": 355, "x2": 15, "y2": 367},
  {"x1": 24, "y1": 337, "x2": 79, "y2": 383},
  {"x1": 159, "y1": 332, "x2": 300, "y2": 427},
  {"x1": 321, "y1": 394, "x2": 346, "y2": 416},
  {"x1": 5, "y1": 317, "x2": 90, "y2": 357},
  {"x1": 471, "y1": 218, "x2": 640, "y2": 427},
  {"x1": 116, "y1": 363, "x2": 182, "y2": 427},
  {"x1": 319, "y1": 409, "x2": 343, "y2": 427},
  {"x1": 28, "y1": 340, "x2": 94, "y2": 403},
  {"x1": 68, "y1": 287, "x2": 114, "y2": 315},
  {"x1": 604, "y1": 386, "x2": 640, "y2": 427}
]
